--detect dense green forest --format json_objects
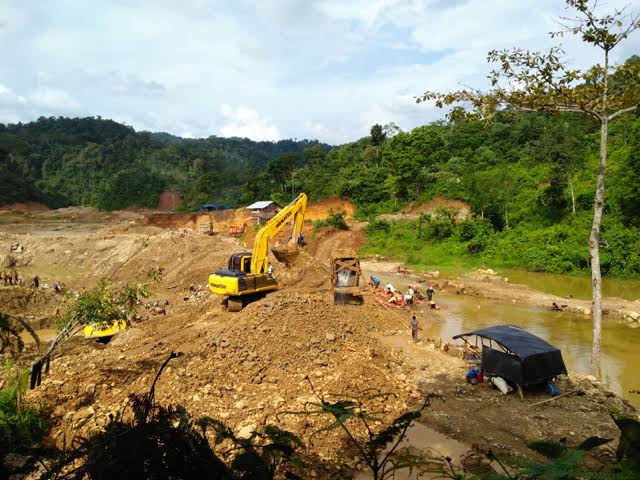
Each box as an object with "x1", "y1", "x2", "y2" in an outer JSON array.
[
  {"x1": 300, "y1": 109, "x2": 640, "y2": 277},
  {"x1": 0, "y1": 116, "x2": 329, "y2": 209}
]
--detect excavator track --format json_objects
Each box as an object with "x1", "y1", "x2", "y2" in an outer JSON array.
[{"x1": 227, "y1": 298, "x2": 244, "y2": 312}]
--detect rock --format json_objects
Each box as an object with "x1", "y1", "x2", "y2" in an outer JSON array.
[
  {"x1": 3, "y1": 453, "x2": 30, "y2": 471},
  {"x1": 237, "y1": 423, "x2": 256, "y2": 439},
  {"x1": 85, "y1": 383, "x2": 96, "y2": 396},
  {"x1": 628, "y1": 311, "x2": 640, "y2": 321},
  {"x1": 583, "y1": 308, "x2": 592, "y2": 316},
  {"x1": 325, "y1": 332, "x2": 336, "y2": 342},
  {"x1": 234, "y1": 400, "x2": 246, "y2": 410},
  {"x1": 0, "y1": 254, "x2": 17, "y2": 268}
]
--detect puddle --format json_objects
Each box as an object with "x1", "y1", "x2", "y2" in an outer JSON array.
[
  {"x1": 20, "y1": 328, "x2": 60, "y2": 345},
  {"x1": 355, "y1": 422, "x2": 469, "y2": 479}
]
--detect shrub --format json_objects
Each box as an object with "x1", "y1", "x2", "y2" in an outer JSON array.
[
  {"x1": 314, "y1": 210, "x2": 348, "y2": 232},
  {"x1": 0, "y1": 361, "x2": 45, "y2": 453},
  {"x1": 366, "y1": 219, "x2": 391, "y2": 235}
]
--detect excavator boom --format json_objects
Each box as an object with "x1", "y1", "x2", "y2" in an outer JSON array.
[
  {"x1": 208, "y1": 193, "x2": 308, "y2": 310},
  {"x1": 251, "y1": 193, "x2": 307, "y2": 273}
]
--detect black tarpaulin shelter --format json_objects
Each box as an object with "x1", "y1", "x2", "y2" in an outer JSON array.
[{"x1": 453, "y1": 325, "x2": 567, "y2": 386}]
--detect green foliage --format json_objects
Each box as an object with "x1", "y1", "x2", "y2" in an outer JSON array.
[
  {"x1": 0, "y1": 361, "x2": 45, "y2": 454},
  {"x1": 364, "y1": 209, "x2": 640, "y2": 278},
  {"x1": 487, "y1": 434, "x2": 640, "y2": 480},
  {"x1": 43, "y1": 352, "x2": 303, "y2": 480},
  {"x1": 366, "y1": 219, "x2": 391, "y2": 235},
  {"x1": 314, "y1": 210, "x2": 349, "y2": 232},
  {"x1": 612, "y1": 414, "x2": 640, "y2": 472},
  {"x1": 0, "y1": 116, "x2": 329, "y2": 210},
  {"x1": 64, "y1": 277, "x2": 150, "y2": 329},
  {"x1": 370, "y1": 124, "x2": 386, "y2": 146}
]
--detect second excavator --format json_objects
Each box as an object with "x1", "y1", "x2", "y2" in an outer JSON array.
[{"x1": 208, "y1": 193, "x2": 307, "y2": 311}]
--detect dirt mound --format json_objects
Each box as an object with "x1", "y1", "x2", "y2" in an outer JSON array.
[
  {"x1": 0, "y1": 287, "x2": 66, "y2": 326},
  {"x1": 27, "y1": 288, "x2": 414, "y2": 465},
  {"x1": 157, "y1": 191, "x2": 183, "y2": 210},
  {"x1": 309, "y1": 226, "x2": 366, "y2": 265},
  {"x1": 305, "y1": 198, "x2": 355, "y2": 221},
  {"x1": 0, "y1": 201, "x2": 49, "y2": 212},
  {"x1": 273, "y1": 250, "x2": 331, "y2": 289},
  {"x1": 377, "y1": 197, "x2": 471, "y2": 222}
]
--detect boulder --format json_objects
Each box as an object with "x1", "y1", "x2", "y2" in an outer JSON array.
[{"x1": 0, "y1": 254, "x2": 17, "y2": 268}]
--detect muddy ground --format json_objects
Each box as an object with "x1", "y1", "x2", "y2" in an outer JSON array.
[{"x1": 1, "y1": 207, "x2": 638, "y2": 478}]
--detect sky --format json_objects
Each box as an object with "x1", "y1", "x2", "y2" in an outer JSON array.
[{"x1": 0, "y1": 0, "x2": 638, "y2": 144}]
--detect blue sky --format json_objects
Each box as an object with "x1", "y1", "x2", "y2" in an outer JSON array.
[{"x1": 0, "y1": 0, "x2": 637, "y2": 144}]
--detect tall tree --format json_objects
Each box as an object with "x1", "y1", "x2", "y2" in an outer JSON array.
[
  {"x1": 370, "y1": 123, "x2": 387, "y2": 166},
  {"x1": 418, "y1": 0, "x2": 640, "y2": 376}
]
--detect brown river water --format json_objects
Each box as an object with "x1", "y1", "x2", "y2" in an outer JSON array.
[{"x1": 503, "y1": 269, "x2": 640, "y2": 301}]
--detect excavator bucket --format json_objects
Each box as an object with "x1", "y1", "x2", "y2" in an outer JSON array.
[{"x1": 271, "y1": 245, "x2": 300, "y2": 265}]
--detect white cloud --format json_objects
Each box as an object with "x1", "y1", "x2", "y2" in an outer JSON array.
[
  {"x1": 219, "y1": 104, "x2": 280, "y2": 141},
  {"x1": 0, "y1": 0, "x2": 638, "y2": 142},
  {"x1": 30, "y1": 86, "x2": 80, "y2": 111},
  {"x1": 0, "y1": 83, "x2": 26, "y2": 107}
]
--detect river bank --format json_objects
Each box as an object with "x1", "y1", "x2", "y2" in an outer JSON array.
[
  {"x1": 360, "y1": 258, "x2": 640, "y2": 409},
  {"x1": 361, "y1": 258, "x2": 640, "y2": 325}
]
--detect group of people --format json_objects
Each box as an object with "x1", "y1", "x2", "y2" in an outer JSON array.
[
  {"x1": 369, "y1": 275, "x2": 438, "y2": 310},
  {"x1": 0, "y1": 270, "x2": 66, "y2": 294},
  {"x1": 0, "y1": 270, "x2": 21, "y2": 286}
]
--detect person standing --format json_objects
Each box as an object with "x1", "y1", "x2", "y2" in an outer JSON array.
[
  {"x1": 427, "y1": 285, "x2": 435, "y2": 302},
  {"x1": 411, "y1": 315, "x2": 419, "y2": 342}
]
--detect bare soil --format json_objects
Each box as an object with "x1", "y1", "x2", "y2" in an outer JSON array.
[{"x1": 0, "y1": 206, "x2": 637, "y2": 478}]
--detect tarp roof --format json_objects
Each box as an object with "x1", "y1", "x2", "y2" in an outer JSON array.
[
  {"x1": 246, "y1": 200, "x2": 276, "y2": 210},
  {"x1": 453, "y1": 325, "x2": 561, "y2": 359}
]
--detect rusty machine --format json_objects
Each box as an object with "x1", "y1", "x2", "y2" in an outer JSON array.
[{"x1": 331, "y1": 249, "x2": 364, "y2": 305}]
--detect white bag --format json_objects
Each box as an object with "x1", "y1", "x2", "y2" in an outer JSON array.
[{"x1": 491, "y1": 376, "x2": 512, "y2": 395}]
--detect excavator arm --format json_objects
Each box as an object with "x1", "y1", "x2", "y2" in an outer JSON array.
[{"x1": 250, "y1": 193, "x2": 307, "y2": 273}]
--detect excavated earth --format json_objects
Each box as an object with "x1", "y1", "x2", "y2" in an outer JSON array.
[{"x1": 0, "y1": 207, "x2": 638, "y2": 478}]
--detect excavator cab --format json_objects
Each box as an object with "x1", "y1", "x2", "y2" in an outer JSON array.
[{"x1": 228, "y1": 253, "x2": 253, "y2": 273}]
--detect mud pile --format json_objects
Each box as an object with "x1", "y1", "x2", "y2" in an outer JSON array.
[{"x1": 28, "y1": 289, "x2": 415, "y2": 467}]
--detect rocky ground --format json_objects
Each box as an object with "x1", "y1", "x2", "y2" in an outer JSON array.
[{"x1": 1, "y1": 206, "x2": 638, "y2": 478}]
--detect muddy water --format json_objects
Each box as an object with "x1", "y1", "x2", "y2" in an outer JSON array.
[
  {"x1": 354, "y1": 422, "x2": 469, "y2": 479},
  {"x1": 420, "y1": 292, "x2": 640, "y2": 408},
  {"x1": 503, "y1": 269, "x2": 640, "y2": 301},
  {"x1": 19, "y1": 328, "x2": 59, "y2": 345}
]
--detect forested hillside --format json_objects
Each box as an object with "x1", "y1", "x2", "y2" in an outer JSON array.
[
  {"x1": 302, "y1": 110, "x2": 640, "y2": 277},
  {"x1": 1, "y1": 75, "x2": 639, "y2": 277},
  {"x1": 0, "y1": 116, "x2": 328, "y2": 209}
]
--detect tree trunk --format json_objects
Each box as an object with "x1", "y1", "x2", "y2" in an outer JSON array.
[
  {"x1": 589, "y1": 49, "x2": 609, "y2": 379},
  {"x1": 589, "y1": 118, "x2": 607, "y2": 378},
  {"x1": 569, "y1": 179, "x2": 576, "y2": 214}
]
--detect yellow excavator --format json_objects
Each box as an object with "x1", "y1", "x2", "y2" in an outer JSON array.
[{"x1": 208, "y1": 193, "x2": 307, "y2": 311}]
